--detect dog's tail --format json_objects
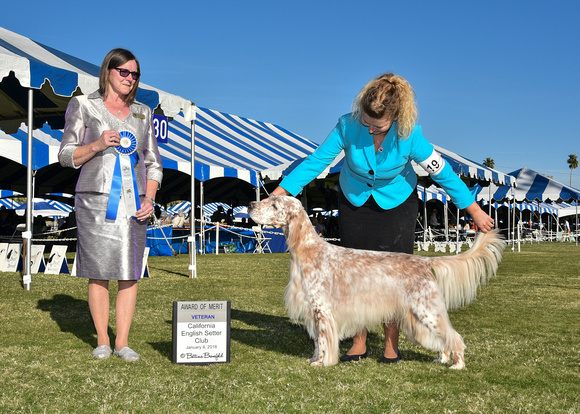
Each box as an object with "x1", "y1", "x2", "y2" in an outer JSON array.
[{"x1": 429, "y1": 229, "x2": 505, "y2": 310}]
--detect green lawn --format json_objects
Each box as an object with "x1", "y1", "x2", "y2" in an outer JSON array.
[{"x1": 0, "y1": 242, "x2": 579, "y2": 413}]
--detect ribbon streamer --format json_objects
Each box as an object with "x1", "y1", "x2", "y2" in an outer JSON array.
[{"x1": 106, "y1": 131, "x2": 141, "y2": 220}]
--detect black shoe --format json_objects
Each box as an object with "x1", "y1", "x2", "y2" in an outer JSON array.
[
  {"x1": 378, "y1": 349, "x2": 402, "y2": 364},
  {"x1": 339, "y1": 351, "x2": 368, "y2": 363}
]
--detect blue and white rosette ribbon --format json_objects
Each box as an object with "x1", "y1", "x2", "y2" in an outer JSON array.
[{"x1": 106, "y1": 131, "x2": 141, "y2": 220}]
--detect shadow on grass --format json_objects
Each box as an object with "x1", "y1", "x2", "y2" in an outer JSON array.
[
  {"x1": 148, "y1": 308, "x2": 313, "y2": 362},
  {"x1": 147, "y1": 308, "x2": 435, "y2": 363},
  {"x1": 36, "y1": 294, "x2": 107, "y2": 348},
  {"x1": 147, "y1": 265, "x2": 189, "y2": 278}
]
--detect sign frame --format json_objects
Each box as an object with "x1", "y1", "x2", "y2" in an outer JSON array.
[{"x1": 172, "y1": 300, "x2": 231, "y2": 365}]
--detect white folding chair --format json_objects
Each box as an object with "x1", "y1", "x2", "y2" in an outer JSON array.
[{"x1": 252, "y1": 225, "x2": 272, "y2": 253}]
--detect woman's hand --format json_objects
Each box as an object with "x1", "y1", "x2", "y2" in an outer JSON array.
[
  {"x1": 72, "y1": 130, "x2": 121, "y2": 166},
  {"x1": 270, "y1": 186, "x2": 290, "y2": 197},
  {"x1": 136, "y1": 196, "x2": 155, "y2": 222},
  {"x1": 465, "y1": 202, "x2": 494, "y2": 233},
  {"x1": 97, "y1": 130, "x2": 120, "y2": 152}
]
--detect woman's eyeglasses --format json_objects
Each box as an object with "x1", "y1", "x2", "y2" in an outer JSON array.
[{"x1": 113, "y1": 68, "x2": 140, "y2": 80}]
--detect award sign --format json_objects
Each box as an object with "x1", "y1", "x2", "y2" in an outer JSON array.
[
  {"x1": 44, "y1": 245, "x2": 69, "y2": 275},
  {"x1": 172, "y1": 300, "x2": 230, "y2": 365}
]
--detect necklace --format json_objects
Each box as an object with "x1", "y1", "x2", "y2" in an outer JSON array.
[{"x1": 107, "y1": 99, "x2": 126, "y2": 117}]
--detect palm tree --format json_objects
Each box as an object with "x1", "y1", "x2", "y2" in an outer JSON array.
[
  {"x1": 568, "y1": 154, "x2": 578, "y2": 186},
  {"x1": 483, "y1": 158, "x2": 495, "y2": 169}
]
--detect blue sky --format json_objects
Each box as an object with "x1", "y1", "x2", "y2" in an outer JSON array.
[{"x1": 3, "y1": 0, "x2": 579, "y2": 187}]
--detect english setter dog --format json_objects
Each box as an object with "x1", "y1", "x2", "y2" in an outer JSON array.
[{"x1": 248, "y1": 196, "x2": 505, "y2": 369}]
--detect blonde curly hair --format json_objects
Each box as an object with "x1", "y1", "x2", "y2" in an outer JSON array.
[{"x1": 352, "y1": 73, "x2": 418, "y2": 139}]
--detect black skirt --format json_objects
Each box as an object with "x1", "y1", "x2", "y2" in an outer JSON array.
[{"x1": 338, "y1": 191, "x2": 418, "y2": 254}]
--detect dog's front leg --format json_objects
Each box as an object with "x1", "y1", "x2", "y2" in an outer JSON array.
[{"x1": 310, "y1": 306, "x2": 338, "y2": 367}]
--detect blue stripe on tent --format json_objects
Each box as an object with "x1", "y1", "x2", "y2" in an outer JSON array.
[
  {"x1": 203, "y1": 202, "x2": 230, "y2": 217},
  {"x1": 41, "y1": 123, "x2": 63, "y2": 140},
  {"x1": 525, "y1": 173, "x2": 551, "y2": 201},
  {"x1": 135, "y1": 89, "x2": 160, "y2": 112},
  {"x1": 0, "y1": 38, "x2": 79, "y2": 94},
  {"x1": 197, "y1": 108, "x2": 309, "y2": 164},
  {"x1": 0, "y1": 198, "x2": 21, "y2": 208},
  {"x1": 12, "y1": 128, "x2": 51, "y2": 169},
  {"x1": 33, "y1": 40, "x2": 100, "y2": 76},
  {"x1": 217, "y1": 112, "x2": 310, "y2": 161},
  {"x1": 240, "y1": 116, "x2": 316, "y2": 157},
  {"x1": 29, "y1": 60, "x2": 78, "y2": 95},
  {"x1": 166, "y1": 117, "x2": 274, "y2": 171},
  {"x1": 255, "y1": 120, "x2": 318, "y2": 151},
  {"x1": 195, "y1": 112, "x2": 288, "y2": 166}
]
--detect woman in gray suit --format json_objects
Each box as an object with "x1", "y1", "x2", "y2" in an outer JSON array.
[{"x1": 59, "y1": 49, "x2": 162, "y2": 361}]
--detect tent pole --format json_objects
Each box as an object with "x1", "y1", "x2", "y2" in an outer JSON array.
[
  {"x1": 200, "y1": 181, "x2": 205, "y2": 254},
  {"x1": 22, "y1": 89, "x2": 34, "y2": 291},
  {"x1": 423, "y1": 187, "x2": 427, "y2": 243},
  {"x1": 444, "y1": 202, "x2": 449, "y2": 242},
  {"x1": 456, "y1": 207, "x2": 459, "y2": 254},
  {"x1": 488, "y1": 185, "x2": 492, "y2": 216},
  {"x1": 189, "y1": 107, "x2": 197, "y2": 278}
]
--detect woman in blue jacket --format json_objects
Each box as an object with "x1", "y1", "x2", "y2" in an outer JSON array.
[{"x1": 270, "y1": 73, "x2": 494, "y2": 364}]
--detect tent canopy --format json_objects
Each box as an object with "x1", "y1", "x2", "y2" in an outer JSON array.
[
  {"x1": 0, "y1": 26, "x2": 193, "y2": 134},
  {"x1": 478, "y1": 167, "x2": 580, "y2": 203},
  {"x1": 158, "y1": 108, "x2": 319, "y2": 187},
  {"x1": 14, "y1": 197, "x2": 72, "y2": 217}
]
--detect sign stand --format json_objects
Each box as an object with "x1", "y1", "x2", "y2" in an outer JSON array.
[
  {"x1": 44, "y1": 245, "x2": 69, "y2": 275},
  {"x1": 30, "y1": 244, "x2": 46, "y2": 274},
  {"x1": 172, "y1": 300, "x2": 230, "y2": 365},
  {"x1": 2, "y1": 243, "x2": 22, "y2": 272}
]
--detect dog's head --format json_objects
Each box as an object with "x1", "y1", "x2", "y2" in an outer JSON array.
[{"x1": 248, "y1": 196, "x2": 304, "y2": 227}]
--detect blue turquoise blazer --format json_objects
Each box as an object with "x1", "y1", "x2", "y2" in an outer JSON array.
[{"x1": 280, "y1": 114, "x2": 474, "y2": 210}]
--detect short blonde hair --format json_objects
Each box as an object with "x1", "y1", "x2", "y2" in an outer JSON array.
[
  {"x1": 352, "y1": 73, "x2": 418, "y2": 139},
  {"x1": 98, "y1": 48, "x2": 140, "y2": 104}
]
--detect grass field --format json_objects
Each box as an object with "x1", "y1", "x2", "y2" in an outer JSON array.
[{"x1": 0, "y1": 242, "x2": 579, "y2": 413}]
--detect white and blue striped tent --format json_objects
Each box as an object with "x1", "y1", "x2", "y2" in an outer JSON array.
[
  {"x1": 478, "y1": 167, "x2": 580, "y2": 203},
  {"x1": 418, "y1": 184, "x2": 448, "y2": 204},
  {"x1": 551, "y1": 201, "x2": 579, "y2": 218},
  {"x1": 0, "y1": 25, "x2": 320, "y2": 198},
  {"x1": 482, "y1": 200, "x2": 559, "y2": 215},
  {"x1": 159, "y1": 108, "x2": 318, "y2": 186},
  {"x1": 0, "y1": 123, "x2": 63, "y2": 170},
  {"x1": 14, "y1": 198, "x2": 72, "y2": 217},
  {"x1": 0, "y1": 198, "x2": 20, "y2": 209},
  {"x1": 0, "y1": 26, "x2": 193, "y2": 135},
  {"x1": 203, "y1": 202, "x2": 231, "y2": 219},
  {"x1": 167, "y1": 201, "x2": 192, "y2": 216}
]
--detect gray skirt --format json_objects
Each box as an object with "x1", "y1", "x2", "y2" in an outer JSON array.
[{"x1": 75, "y1": 192, "x2": 147, "y2": 281}]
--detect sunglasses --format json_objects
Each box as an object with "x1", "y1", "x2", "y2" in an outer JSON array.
[{"x1": 113, "y1": 67, "x2": 140, "y2": 80}]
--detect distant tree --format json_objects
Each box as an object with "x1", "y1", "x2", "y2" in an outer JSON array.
[
  {"x1": 483, "y1": 157, "x2": 495, "y2": 169},
  {"x1": 567, "y1": 154, "x2": 578, "y2": 186}
]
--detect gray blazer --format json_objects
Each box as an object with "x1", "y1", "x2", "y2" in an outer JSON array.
[{"x1": 58, "y1": 91, "x2": 163, "y2": 195}]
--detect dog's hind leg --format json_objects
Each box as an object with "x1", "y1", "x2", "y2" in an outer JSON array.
[
  {"x1": 309, "y1": 306, "x2": 339, "y2": 366},
  {"x1": 402, "y1": 305, "x2": 466, "y2": 369},
  {"x1": 448, "y1": 332, "x2": 465, "y2": 370}
]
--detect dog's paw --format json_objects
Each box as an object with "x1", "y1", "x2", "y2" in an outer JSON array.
[
  {"x1": 449, "y1": 362, "x2": 465, "y2": 370},
  {"x1": 433, "y1": 351, "x2": 451, "y2": 364},
  {"x1": 309, "y1": 359, "x2": 323, "y2": 367}
]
